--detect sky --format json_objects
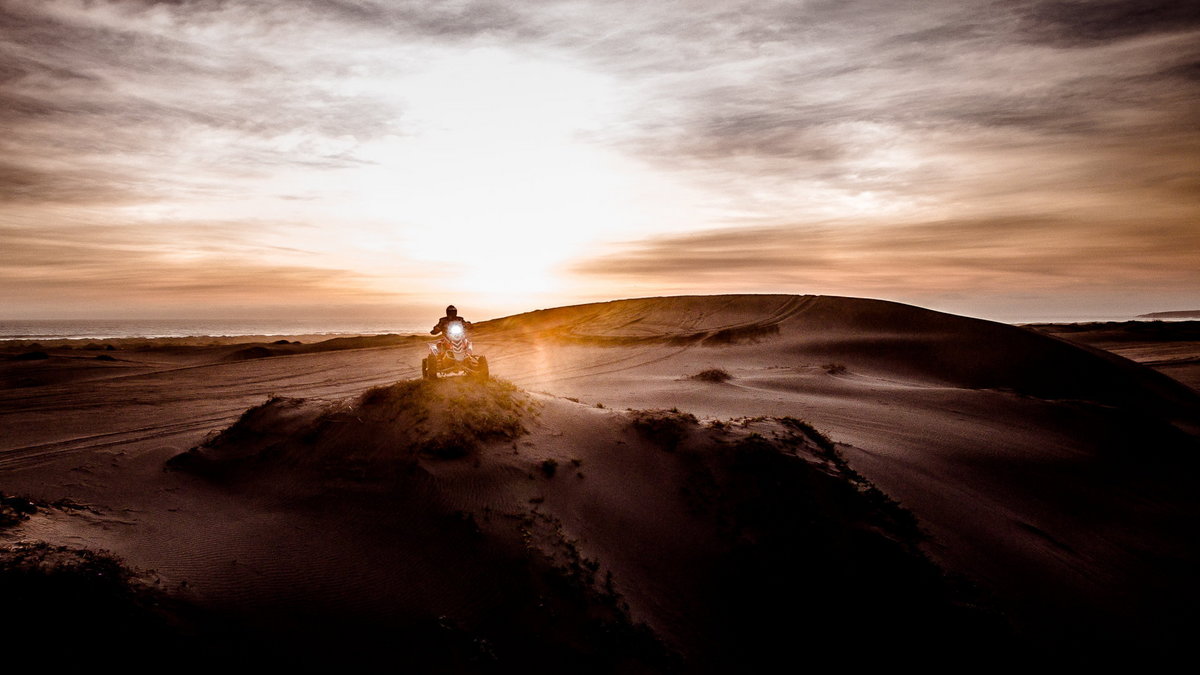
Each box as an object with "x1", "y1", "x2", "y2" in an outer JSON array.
[{"x1": 1, "y1": 0, "x2": 1198, "y2": 323}]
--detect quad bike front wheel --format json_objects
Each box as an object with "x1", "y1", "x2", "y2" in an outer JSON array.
[
  {"x1": 474, "y1": 356, "x2": 489, "y2": 381},
  {"x1": 422, "y1": 354, "x2": 438, "y2": 380}
]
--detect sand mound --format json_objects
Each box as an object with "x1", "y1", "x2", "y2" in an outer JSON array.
[
  {"x1": 168, "y1": 377, "x2": 534, "y2": 477},
  {"x1": 158, "y1": 377, "x2": 1003, "y2": 669},
  {"x1": 221, "y1": 346, "x2": 280, "y2": 361},
  {"x1": 11, "y1": 350, "x2": 50, "y2": 361}
]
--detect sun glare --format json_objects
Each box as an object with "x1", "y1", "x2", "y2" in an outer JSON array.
[
  {"x1": 335, "y1": 48, "x2": 656, "y2": 297},
  {"x1": 120, "y1": 45, "x2": 711, "y2": 305}
]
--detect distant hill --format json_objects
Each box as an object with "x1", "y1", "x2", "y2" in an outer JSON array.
[{"x1": 1139, "y1": 310, "x2": 1200, "y2": 319}]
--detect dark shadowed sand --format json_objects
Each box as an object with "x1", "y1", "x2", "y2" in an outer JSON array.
[
  {"x1": 1029, "y1": 320, "x2": 1200, "y2": 392},
  {"x1": 2, "y1": 295, "x2": 1197, "y2": 669}
]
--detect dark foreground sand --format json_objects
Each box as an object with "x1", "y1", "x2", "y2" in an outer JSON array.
[{"x1": 2, "y1": 295, "x2": 1197, "y2": 669}]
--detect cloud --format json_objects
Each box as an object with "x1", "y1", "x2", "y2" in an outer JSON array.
[
  {"x1": 532, "y1": 0, "x2": 1200, "y2": 222},
  {"x1": 1014, "y1": 0, "x2": 1200, "y2": 47},
  {"x1": 1156, "y1": 57, "x2": 1200, "y2": 84},
  {"x1": 0, "y1": 0, "x2": 401, "y2": 206},
  {"x1": 0, "y1": 161, "x2": 147, "y2": 205},
  {"x1": 0, "y1": 217, "x2": 377, "y2": 305},
  {"x1": 6, "y1": 0, "x2": 1196, "y2": 210},
  {"x1": 1, "y1": 0, "x2": 1196, "y2": 317},
  {"x1": 571, "y1": 216, "x2": 1200, "y2": 296}
]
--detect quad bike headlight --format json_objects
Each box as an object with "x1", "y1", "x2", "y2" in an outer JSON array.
[{"x1": 448, "y1": 322, "x2": 465, "y2": 339}]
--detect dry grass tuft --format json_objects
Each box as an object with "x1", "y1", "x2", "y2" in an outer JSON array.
[{"x1": 690, "y1": 368, "x2": 733, "y2": 383}]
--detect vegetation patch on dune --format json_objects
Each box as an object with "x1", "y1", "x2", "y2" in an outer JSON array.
[
  {"x1": 479, "y1": 509, "x2": 677, "y2": 671},
  {"x1": 628, "y1": 408, "x2": 699, "y2": 451},
  {"x1": 0, "y1": 542, "x2": 192, "y2": 659},
  {"x1": 223, "y1": 346, "x2": 280, "y2": 361},
  {"x1": 1, "y1": 494, "x2": 105, "y2": 529},
  {"x1": 1, "y1": 494, "x2": 37, "y2": 528},
  {"x1": 11, "y1": 350, "x2": 50, "y2": 361},
  {"x1": 353, "y1": 377, "x2": 534, "y2": 459},
  {"x1": 626, "y1": 410, "x2": 1005, "y2": 665},
  {"x1": 690, "y1": 368, "x2": 732, "y2": 383},
  {"x1": 776, "y1": 416, "x2": 837, "y2": 455},
  {"x1": 170, "y1": 377, "x2": 536, "y2": 476}
]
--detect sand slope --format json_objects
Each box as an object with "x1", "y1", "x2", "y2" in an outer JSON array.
[
  {"x1": 1031, "y1": 320, "x2": 1200, "y2": 392},
  {"x1": 481, "y1": 295, "x2": 1200, "y2": 654},
  {"x1": 3, "y1": 294, "x2": 1198, "y2": 665},
  {"x1": 482, "y1": 294, "x2": 1198, "y2": 419}
]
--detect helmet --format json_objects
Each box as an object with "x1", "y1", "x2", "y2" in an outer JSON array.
[{"x1": 446, "y1": 305, "x2": 457, "y2": 316}]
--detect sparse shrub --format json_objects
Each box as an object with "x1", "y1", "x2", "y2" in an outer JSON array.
[
  {"x1": 13, "y1": 351, "x2": 49, "y2": 361},
  {"x1": 0, "y1": 507, "x2": 20, "y2": 529},
  {"x1": 822, "y1": 363, "x2": 847, "y2": 375},
  {"x1": 541, "y1": 459, "x2": 558, "y2": 477},
  {"x1": 629, "y1": 409, "x2": 699, "y2": 451},
  {"x1": 1, "y1": 494, "x2": 37, "y2": 528},
  {"x1": 778, "y1": 416, "x2": 837, "y2": 455},
  {"x1": 690, "y1": 368, "x2": 732, "y2": 383}
]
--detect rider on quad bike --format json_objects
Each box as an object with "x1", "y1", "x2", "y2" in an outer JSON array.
[
  {"x1": 423, "y1": 305, "x2": 488, "y2": 380},
  {"x1": 430, "y1": 305, "x2": 471, "y2": 337}
]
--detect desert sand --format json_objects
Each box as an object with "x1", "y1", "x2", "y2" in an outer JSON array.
[{"x1": 2, "y1": 295, "x2": 1198, "y2": 669}]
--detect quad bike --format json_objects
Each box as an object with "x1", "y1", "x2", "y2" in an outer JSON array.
[{"x1": 422, "y1": 319, "x2": 489, "y2": 381}]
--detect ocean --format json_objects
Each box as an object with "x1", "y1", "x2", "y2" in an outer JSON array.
[{"x1": 0, "y1": 319, "x2": 427, "y2": 341}]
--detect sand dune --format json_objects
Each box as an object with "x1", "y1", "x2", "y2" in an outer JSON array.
[
  {"x1": 482, "y1": 295, "x2": 1198, "y2": 419},
  {"x1": 3, "y1": 294, "x2": 1198, "y2": 667},
  {"x1": 1031, "y1": 319, "x2": 1200, "y2": 392},
  {"x1": 155, "y1": 378, "x2": 1000, "y2": 667}
]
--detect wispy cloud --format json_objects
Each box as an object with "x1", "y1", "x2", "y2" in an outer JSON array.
[
  {"x1": 1014, "y1": 0, "x2": 1200, "y2": 46},
  {"x1": 572, "y1": 217, "x2": 1200, "y2": 302},
  {"x1": 0, "y1": 215, "x2": 380, "y2": 315}
]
